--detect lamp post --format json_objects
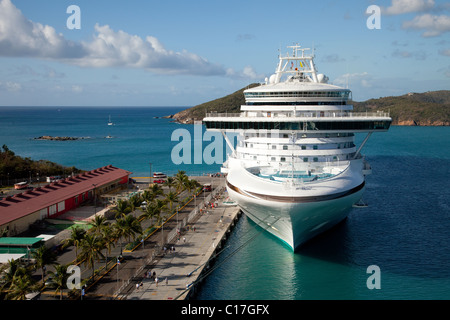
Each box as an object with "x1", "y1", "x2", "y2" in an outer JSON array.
[
  {"x1": 92, "y1": 184, "x2": 97, "y2": 214},
  {"x1": 149, "y1": 162, "x2": 152, "y2": 185}
]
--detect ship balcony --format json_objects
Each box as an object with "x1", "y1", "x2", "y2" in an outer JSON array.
[{"x1": 205, "y1": 111, "x2": 390, "y2": 119}]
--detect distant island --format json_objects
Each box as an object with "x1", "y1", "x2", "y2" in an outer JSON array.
[
  {"x1": 34, "y1": 135, "x2": 88, "y2": 141},
  {"x1": 170, "y1": 85, "x2": 449, "y2": 126}
]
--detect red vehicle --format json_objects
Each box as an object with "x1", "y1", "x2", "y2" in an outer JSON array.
[{"x1": 154, "y1": 179, "x2": 166, "y2": 184}]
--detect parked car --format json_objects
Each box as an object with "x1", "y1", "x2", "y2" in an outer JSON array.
[{"x1": 154, "y1": 179, "x2": 166, "y2": 184}]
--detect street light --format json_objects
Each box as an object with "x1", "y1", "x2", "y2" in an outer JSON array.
[
  {"x1": 149, "y1": 162, "x2": 152, "y2": 185},
  {"x1": 92, "y1": 184, "x2": 97, "y2": 214}
]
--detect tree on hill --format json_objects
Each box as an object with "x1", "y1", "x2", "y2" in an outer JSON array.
[{"x1": 0, "y1": 145, "x2": 82, "y2": 185}]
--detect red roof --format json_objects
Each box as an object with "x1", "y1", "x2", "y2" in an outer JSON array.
[{"x1": 0, "y1": 165, "x2": 131, "y2": 226}]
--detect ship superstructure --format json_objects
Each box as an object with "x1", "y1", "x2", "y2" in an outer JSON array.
[{"x1": 203, "y1": 45, "x2": 391, "y2": 250}]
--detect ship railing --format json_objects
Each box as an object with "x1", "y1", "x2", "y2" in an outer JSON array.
[{"x1": 205, "y1": 111, "x2": 390, "y2": 119}]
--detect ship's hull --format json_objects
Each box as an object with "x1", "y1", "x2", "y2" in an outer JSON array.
[
  {"x1": 227, "y1": 183, "x2": 363, "y2": 250},
  {"x1": 224, "y1": 159, "x2": 365, "y2": 250}
]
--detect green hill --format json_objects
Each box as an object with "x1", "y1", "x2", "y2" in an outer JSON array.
[
  {"x1": 171, "y1": 85, "x2": 449, "y2": 126},
  {"x1": 352, "y1": 90, "x2": 450, "y2": 126},
  {"x1": 172, "y1": 83, "x2": 259, "y2": 124},
  {"x1": 0, "y1": 145, "x2": 83, "y2": 187}
]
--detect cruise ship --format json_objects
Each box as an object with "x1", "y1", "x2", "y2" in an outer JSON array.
[{"x1": 203, "y1": 45, "x2": 391, "y2": 250}]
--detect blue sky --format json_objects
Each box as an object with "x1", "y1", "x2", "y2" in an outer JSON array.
[{"x1": 0, "y1": 0, "x2": 449, "y2": 106}]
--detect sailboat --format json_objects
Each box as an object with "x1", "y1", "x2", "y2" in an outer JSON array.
[{"x1": 108, "y1": 115, "x2": 114, "y2": 126}]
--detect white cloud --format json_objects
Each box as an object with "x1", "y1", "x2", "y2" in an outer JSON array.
[
  {"x1": 333, "y1": 72, "x2": 372, "y2": 89},
  {"x1": 0, "y1": 81, "x2": 22, "y2": 92},
  {"x1": 225, "y1": 65, "x2": 263, "y2": 80},
  {"x1": 402, "y1": 13, "x2": 450, "y2": 37},
  {"x1": 382, "y1": 0, "x2": 435, "y2": 15},
  {"x1": 0, "y1": 0, "x2": 253, "y2": 78},
  {"x1": 0, "y1": 0, "x2": 84, "y2": 58},
  {"x1": 71, "y1": 85, "x2": 83, "y2": 93},
  {"x1": 392, "y1": 49, "x2": 428, "y2": 60}
]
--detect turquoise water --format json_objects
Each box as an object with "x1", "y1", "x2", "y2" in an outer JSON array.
[{"x1": 1, "y1": 107, "x2": 449, "y2": 299}]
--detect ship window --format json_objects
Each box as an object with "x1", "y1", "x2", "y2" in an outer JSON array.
[
  {"x1": 281, "y1": 157, "x2": 286, "y2": 162},
  {"x1": 313, "y1": 157, "x2": 319, "y2": 162},
  {"x1": 283, "y1": 145, "x2": 288, "y2": 150},
  {"x1": 313, "y1": 145, "x2": 318, "y2": 150},
  {"x1": 301, "y1": 145, "x2": 306, "y2": 150},
  {"x1": 271, "y1": 157, "x2": 276, "y2": 161},
  {"x1": 303, "y1": 158, "x2": 308, "y2": 162},
  {"x1": 272, "y1": 145, "x2": 276, "y2": 149}
]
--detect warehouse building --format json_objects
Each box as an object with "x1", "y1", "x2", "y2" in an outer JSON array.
[{"x1": 0, "y1": 165, "x2": 131, "y2": 236}]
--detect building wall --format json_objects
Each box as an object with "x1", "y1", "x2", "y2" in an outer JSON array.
[
  {"x1": 2, "y1": 210, "x2": 41, "y2": 236},
  {"x1": 0, "y1": 174, "x2": 129, "y2": 236}
]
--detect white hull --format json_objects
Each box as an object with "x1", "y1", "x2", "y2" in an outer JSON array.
[
  {"x1": 225, "y1": 159, "x2": 365, "y2": 250},
  {"x1": 228, "y1": 184, "x2": 363, "y2": 250}
]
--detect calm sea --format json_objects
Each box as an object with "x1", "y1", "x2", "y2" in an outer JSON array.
[{"x1": 1, "y1": 106, "x2": 449, "y2": 300}]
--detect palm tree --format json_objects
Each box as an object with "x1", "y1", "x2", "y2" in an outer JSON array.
[
  {"x1": 114, "y1": 215, "x2": 142, "y2": 254},
  {"x1": 139, "y1": 199, "x2": 165, "y2": 226},
  {"x1": 111, "y1": 199, "x2": 132, "y2": 218},
  {"x1": 5, "y1": 269, "x2": 37, "y2": 300},
  {"x1": 61, "y1": 226, "x2": 86, "y2": 262},
  {"x1": 0, "y1": 259, "x2": 20, "y2": 292},
  {"x1": 78, "y1": 234, "x2": 105, "y2": 278},
  {"x1": 31, "y1": 245, "x2": 57, "y2": 285},
  {"x1": 174, "y1": 170, "x2": 188, "y2": 193},
  {"x1": 128, "y1": 194, "x2": 143, "y2": 213},
  {"x1": 88, "y1": 215, "x2": 109, "y2": 235},
  {"x1": 164, "y1": 191, "x2": 179, "y2": 216},
  {"x1": 154, "y1": 210, "x2": 167, "y2": 246},
  {"x1": 185, "y1": 178, "x2": 200, "y2": 197},
  {"x1": 163, "y1": 176, "x2": 175, "y2": 192},
  {"x1": 101, "y1": 224, "x2": 117, "y2": 267},
  {"x1": 149, "y1": 183, "x2": 164, "y2": 200},
  {"x1": 46, "y1": 264, "x2": 69, "y2": 300}
]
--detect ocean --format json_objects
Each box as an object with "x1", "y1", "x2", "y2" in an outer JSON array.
[{"x1": 1, "y1": 106, "x2": 449, "y2": 300}]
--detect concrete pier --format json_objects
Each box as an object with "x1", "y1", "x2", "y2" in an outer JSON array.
[
  {"x1": 122, "y1": 203, "x2": 240, "y2": 300},
  {"x1": 115, "y1": 177, "x2": 241, "y2": 300}
]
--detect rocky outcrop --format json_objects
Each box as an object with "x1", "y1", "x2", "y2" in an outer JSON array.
[{"x1": 34, "y1": 136, "x2": 86, "y2": 141}]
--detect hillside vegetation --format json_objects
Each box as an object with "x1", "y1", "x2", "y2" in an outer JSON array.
[
  {"x1": 352, "y1": 90, "x2": 450, "y2": 126},
  {"x1": 172, "y1": 83, "x2": 259, "y2": 124},
  {"x1": 0, "y1": 145, "x2": 83, "y2": 186},
  {"x1": 172, "y1": 85, "x2": 449, "y2": 126}
]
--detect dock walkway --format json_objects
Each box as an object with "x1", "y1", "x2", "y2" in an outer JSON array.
[{"x1": 121, "y1": 201, "x2": 240, "y2": 300}]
